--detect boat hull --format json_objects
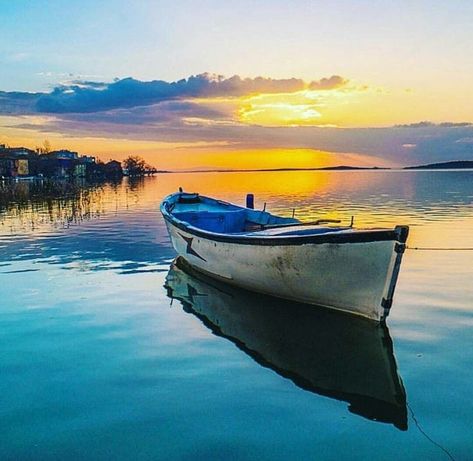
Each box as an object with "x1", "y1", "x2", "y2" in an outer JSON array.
[{"x1": 163, "y1": 218, "x2": 407, "y2": 322}]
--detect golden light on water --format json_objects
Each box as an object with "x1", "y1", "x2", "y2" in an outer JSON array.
[{"x1": 7, "y1": 171, "x2": 473, "y2": 254}]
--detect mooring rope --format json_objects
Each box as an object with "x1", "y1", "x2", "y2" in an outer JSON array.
[
  {"x1": 407, "y1": 246, "x2": 473, "y2": 251},
  {"x1": 407, "y1": 403, "x2": 456, "y2": 461}
]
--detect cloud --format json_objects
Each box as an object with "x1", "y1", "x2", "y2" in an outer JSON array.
[
  {"x1": 25, "y1": 73, "x2": 348, "y2": 114},
  {"x1": 0, "y1": 91, "x2": 40, "y2": 115},
  {"x1": 308, "y1": 75, "x2": 347, "y2": 90},
  {"x1": 396, "y1": 121, "x2": 473, "y2": 128},
  {"x1": 55, "y1": 100, "x2": 233, "y2": 126},
  {"x1": 0, "y1": 72, "x2": 348, "y2": 119},
  {"x1": 1, "y1": 73, "x2": 472, "y2": 166},
  {"x1": 10, "y1": 108, "x2": 473, "y2": 166}
]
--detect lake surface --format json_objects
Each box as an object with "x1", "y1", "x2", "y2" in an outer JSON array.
[{"x1": 1, "y1": 171, "x2": 473, "y2": 460}]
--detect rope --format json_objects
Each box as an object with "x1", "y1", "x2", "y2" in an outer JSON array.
[
  {"x1": 408, "y1": 403, "x2": 456, "y2": 461},
  {"x1": 407, "y1": 246, "x2": 473, "y2": 251}
]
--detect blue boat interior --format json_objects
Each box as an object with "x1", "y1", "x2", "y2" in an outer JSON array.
[{"x1": 164, "y1": 192, "x2": 350, "y2": 236}]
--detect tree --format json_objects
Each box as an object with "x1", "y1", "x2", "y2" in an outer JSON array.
[
  {"x1": 43, "y1": 140, "x2": 52, "y2": 154},
  {"x1": 144, "y1": 163, "x2": 156, "y2": 175},
  {"x1": 36, "y1": 139, "x2": 52, "y2": 155},
  {"x1": 123, "y1": 155, "x2": 147, "y2": 176}
]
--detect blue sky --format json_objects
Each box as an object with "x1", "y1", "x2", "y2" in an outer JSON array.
[
  {"x1": 0, "y1": 1, "x2": 472, "y2": 168},
  {"x1": 2, "y1": 0, "x2": 472, "y2": 91}
]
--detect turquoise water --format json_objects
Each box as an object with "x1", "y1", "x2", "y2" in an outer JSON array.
[{"x1": 1, "y1": 171, "x2": 473, "y2": 460}]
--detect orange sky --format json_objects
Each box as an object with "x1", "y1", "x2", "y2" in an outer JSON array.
[{"x1": 1, "y1": 74, "x2": 472, "y2": 170}]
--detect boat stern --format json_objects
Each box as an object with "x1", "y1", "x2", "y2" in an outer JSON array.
[{"x1": 379, "y1": 225, "x2": 409, "y2": 322}]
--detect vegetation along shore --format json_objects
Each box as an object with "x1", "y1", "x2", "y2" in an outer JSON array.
[{"x1": 0, "y1": 141, "x2": 158, "y2": 180}]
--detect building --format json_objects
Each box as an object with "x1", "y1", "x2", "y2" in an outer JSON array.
[
  {"x1": 0, "y1": 146, "x2": 35, "y2": 177},
  {"x1": 38, "y1": 150, "x2": 81, "y2": 177},
  {"x1": 104, "y1": 160, "x2": 123, "y2": 177},
  {"x1": 48, "y1": 150, "x2": 79, "y2": 160},
  {"x1": 0, "y1": 157, "x2": 29, "y2": 177},
  {"x1": 0, "y1": 157, "x2": 16, "y2": 177},
  {"x1": 81, "y1": 155, "x2": 96, "y2": 164},
  {"x1": 74, "y1": 164, "x2": 87, "y2": 177},
  {"x1": 0, "y1": 145, "x2": 122, "y2": 179},
  {"x1": 16, "y1": 158, "x2": 29, "y2": 175}
]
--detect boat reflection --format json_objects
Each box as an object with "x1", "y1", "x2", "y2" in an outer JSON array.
[{"x1": 165, "y1": 257, "x2": 408, "y2": 430}]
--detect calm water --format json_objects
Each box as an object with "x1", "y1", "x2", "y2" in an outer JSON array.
[{"x1": 1, "y1": 171, "x2": 473, "y2": 460}]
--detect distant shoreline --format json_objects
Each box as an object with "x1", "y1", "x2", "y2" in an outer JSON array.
[
  {"x1": 163, "y1": 166, "x2": 386, "y2": 174},
  {"x1": 3, "y1": 161, "x2": 473, "y2": 179},
  {"x1": 163, "y1": 161, "x2": 473, "y2": 174}
]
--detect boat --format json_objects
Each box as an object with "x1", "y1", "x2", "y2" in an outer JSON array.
[
  {"x1": 165, "y1": 260, "x2": 408, "y2": 430},
  {"x1": 160, "y1": 190, "x2": 409, "y2": 322}
]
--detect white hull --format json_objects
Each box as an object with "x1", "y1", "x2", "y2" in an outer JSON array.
[
  {"x1": 164, "y1": 221, "x2": 404, "y2": 321},
  {"x1": 160, "y1": 191, "x2": 408, "y2": 322}
]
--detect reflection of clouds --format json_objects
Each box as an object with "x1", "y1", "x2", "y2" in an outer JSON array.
[{"x1": 455, "y1": 137, "x2": 473, "y2": 144}]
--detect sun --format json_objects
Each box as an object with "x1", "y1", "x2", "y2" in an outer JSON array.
[
  {"x1": 238, "y1": 91, "x2": 322, "y2": 126},
  {"x1": 236, "y1": 88, "x2": 362, "y2": 126}
]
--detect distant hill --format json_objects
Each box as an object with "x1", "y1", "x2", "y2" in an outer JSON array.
[
  {"x1": 168, "y1": 161, "x2": 473, "y2": 174},
  {"x1": 405, "y1": 160, "x2": 473, "y2": 170},
  {"x1": 317, "y1": 165, "x2": 386, "y2": 171},
  {"x1": 171, "y1": 165, "x2": 387, "y2": 173}
]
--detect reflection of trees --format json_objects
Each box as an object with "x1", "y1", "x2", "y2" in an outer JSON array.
[
  {"x1": 0, "y1": 179, "x2": 122, "y2": 230},
  {"x1": 126, "y1": 176, "x2": 145, "y2": 191},
  {"x1": 0, "y1": 177, "x2": 175, "y2": 270}
]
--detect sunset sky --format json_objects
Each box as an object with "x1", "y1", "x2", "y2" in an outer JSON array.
[{"x1": 1, "y1": 0, "x2": 472, "y2": 169}]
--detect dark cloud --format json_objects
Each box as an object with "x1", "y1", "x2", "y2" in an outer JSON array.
[
  {"x1": 67, "y1": 80, "x2": 109, "y2": 89},
  {"x1": 52, "y1": 101, "x2": 232, "y2": 126},
  {"x1": 28, "y1": 73, "x2": 347, "y2": 114},
  {"x1": 0, "y1": 91, "x2": 40, "y2": 115},
  {"x1": 396, "y1": 121, "x2": 473, "y2": 128},
  {"x1": 0, "y1": 73, "x2": 348, "y2": 116},
  {"x1": 36, "y1": 78, "x2": 174, "y2": 113}
]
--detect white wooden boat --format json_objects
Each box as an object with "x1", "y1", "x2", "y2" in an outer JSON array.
[
  {"x1": 165, "y1": 260, "x2": 407, "y2": 430},
  {"x1": 160, "y1": 190, "x2": 409, "y2": 322}
]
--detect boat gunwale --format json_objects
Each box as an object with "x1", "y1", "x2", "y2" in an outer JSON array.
[{"x1": 160, "y1": 193, "x2": 409, "y2": 246}]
